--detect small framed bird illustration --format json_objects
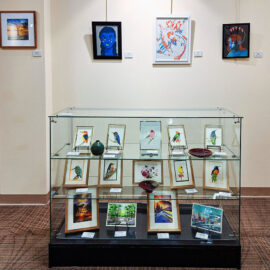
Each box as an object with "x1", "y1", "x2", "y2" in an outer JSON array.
[
  {"x1": 106, "y1": 124, "x2": 126, "y2": 150},
  {"x1": 204, "y1": 125, "x2": 223, "y2": 149},
  {"x1": 203, "y1": 160, "x2": 229, "y2": 191},
  {"x1": 167, "y1": 125, "x2": 188, "y2": 150},
  {"x1": 140, "y1": 121, "x2": 162, "y2": 150},
  {"x1": 63, "y1": 159, "x2": 90, "y2": 188},
  {"x1": 73, "y1": 126, "x2": 94, "y2": 151},
  {"x1": 98, "y1": 159, "x2": 123, "y2": 187},
  {"x1": 168, "y1": 158, "x2": 195, "y2": 189}
]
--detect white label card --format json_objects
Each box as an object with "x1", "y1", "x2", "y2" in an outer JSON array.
[
  {"x1": 103, "y1": 154, "x2": 116, "y2": 158},
  {"x1": 107, "y1": 150, "x2": 120, "y2": 154},
  {"x1": 114, "y1": 231, "x2": 127, "y2": 237},
  {"x1": 76, "y1": 188, "x2": 89, "y2": 193},
  {"x1": 146, "y1": 150, "x2": 159, "y2": 154},
  {"x1": 110, "y1": 188, "x2": 122, "y2": 193},
  {"x1": 195, "y1": 232, "x2": 208, "y2": 240},
  {"x1": 213, "y1": 152, "x2": 227, "y2": 156},
  {"x1": 219, "y1": 192, "x2": 232, "y2": 197},
  {"x1": 185, "y1": 188, "x2": 198, "y2": 194},
  {"x1": 81, "y1": 232, "x2": 95, "y2": 239},
  {"x1": 67, "y1": 152, "x2": 80, "y2": 156},
  {"x1": 171, "y1": 150, "x2": 185, "y2": 156},
  {"x1": 57, "y1": 113, "x2": 73, "y2": 116},
  {"x1": 157, "y1": 233, "x2": 170, "y2": 239}
]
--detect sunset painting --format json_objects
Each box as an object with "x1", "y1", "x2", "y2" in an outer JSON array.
[
  {"x1": 154, "y1": 195, "x2": 173, "y2": 223},
  {"x1": 73, "y1": 193, "x2": 92, "y2": 223},
  {"x1": 7, "y1": 19, "x2": 29, "y2": 40}
]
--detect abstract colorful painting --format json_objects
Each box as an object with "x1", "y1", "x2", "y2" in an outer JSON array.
[
  {"x1": 154, "y1": 195, "x2": 173, "y2": 223},
  {"x1": 92, "y1": 21, "x2": 122, "y2": 59},
  {"x1": 205, "y1": 126, "x2": 223, "y2": 147},
  {"x1": 73, "y1": 193, "x2": 92, "y2": 223},
  {"x1": 106, "y1": 203, "x2": 136, "y2": 227},
  {"x1": 107, "y1": 124, "x2": 126, "y2": 149},
  {"x1": 153, "y1": 16, "x2": 191, "y2": 64},
  {"x1": 191, "y1": 204, "x2": 223, "y2": 234},
  {"x1": 223, "y1": 23, "x2": 250, "y2": 58}
]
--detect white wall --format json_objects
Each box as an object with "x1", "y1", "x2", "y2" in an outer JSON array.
[{"x1": 51, "y1": 0, "x2": 270, "y2": 187}]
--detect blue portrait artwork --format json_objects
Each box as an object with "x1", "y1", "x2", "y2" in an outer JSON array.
[
  {"x1": 223, "y1": 24, "x2": 250, "y2": 58},
  {"x1": 99, "y1": 26, "x2": 118, "y2": 57}
]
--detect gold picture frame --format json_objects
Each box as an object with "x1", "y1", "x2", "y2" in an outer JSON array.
[
  {"x1": 204, "y1": 125, "x2": 223, "y2": 149},
  {"x1": 167, "y1": 125, "x2": 188, "y2": 150},
  {"x1": 106, "y1": 124, "x2": 126, "y2": 150},
  {"x1": 72, "y1": 126, "x2": 94, "y2": 150}
]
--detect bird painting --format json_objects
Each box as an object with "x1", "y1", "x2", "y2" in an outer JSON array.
[
  {"x1": 210, "y1": 130, "x2": 217, "y2": 145},
  {"x1": 145, "y1": 130, "x2": 155, "y2": 143},
  {"x1": 177, "y1": 165, "x2": 184, "y2": 178},
  {"x1": 72, "y1": 166, "x2": 82, "y2": 180},
  {"x1": 211, "y1": 166, "x2": 219, "y2": 182},
  {"x1": 104, "y1": 163, "x2": 117, "y2": 180},
  {"x1": 79, "y1": 131, "x2": 89, "y2": 146},
  {"x1": 112, "y1": 131, "x2": 121, "y2": 145},
  {"x1": 172, "y1": 131, "x2": 181, "y2": 144}
]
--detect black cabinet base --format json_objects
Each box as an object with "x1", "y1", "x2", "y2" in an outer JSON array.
[{"x1": 49, "y1": 243, "x2": 241, "y2": 268}]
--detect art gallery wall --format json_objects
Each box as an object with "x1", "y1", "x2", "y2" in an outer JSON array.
[{"x1": 51, "y1": 0, "x2": 270, "y2": 188}]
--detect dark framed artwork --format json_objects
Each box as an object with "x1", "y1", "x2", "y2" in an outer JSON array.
[
  {"x1": 92, "y1": 21, "x2": 122, "y2": 59},
  {"x1": 0, "y1": 11, "x2": 37, "y2": 49},
  {"x1": 222, "y1": 23, "x2": 250, "y2": 59}
]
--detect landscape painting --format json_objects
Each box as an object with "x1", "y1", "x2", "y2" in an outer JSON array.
[
  {"x1": 73, "y1": 193, "x2": 92, "y2": 223},
  {"x1": 154, "y1": 195, "x2": 173, "y2": 223},
  {"x1": 7, "y1": 19, "x2": 29, "y2": 40}
]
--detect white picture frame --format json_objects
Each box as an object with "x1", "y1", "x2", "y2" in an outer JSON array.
[
  {"x1": 168, "y1": 125, "x2": 188, "y2": 149},
  {"x1": 106, "y1": 124, "x2": 126, "y2": 150},
  {"x1": 140, "y1": 121, "x2": 162, "y2": 150},
  {"x1": 205, "y1": 125, "x2": 223, "y2": 148},
  {"x1": 153, "y1": 15, "x2": 191, "y2": 64},
  {"x1": 73, "y1": 126, "x2": 94, "y2": 150}
]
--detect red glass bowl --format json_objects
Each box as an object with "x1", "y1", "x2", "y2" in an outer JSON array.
[
  {"x1": 139, "y1": 180, "x2": 159, "y2": 193},
  {"x1": 188, "y1": 148, "x2": 212, "y2": 158}
]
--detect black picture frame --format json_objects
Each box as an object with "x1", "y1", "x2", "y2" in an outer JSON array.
[
  {"x1": 92, "y1": 21, "x2": 122, "y2": 60},
  {"x1": 222, "y1": 23, "x2": 250, "y2": 59}
]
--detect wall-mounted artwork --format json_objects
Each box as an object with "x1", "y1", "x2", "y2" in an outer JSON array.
[
  {"x1": 0, "y1": 11, "x2": 37, "y2": 48},
  {"x1": 140, "y1": 121, "x2": 162, "y2": 150},
  {"x1": 205, "y1": 125, "x2": 223, "y2": 148},
  {"x1": 223, "y1": 23, "x2": 250, "y2": 58},
  {"x1": 203, "y1": 160, "x2": 229, "y2": 191},
  {"x1": 92, "y1": 21, "x2": 122, "y2": 59},
  {"x1": 106, "y1": 124, "x2": 126, "y2": 150},
  {"x1": 153, "y1": 15, "x2": 191, "y2": 64}
]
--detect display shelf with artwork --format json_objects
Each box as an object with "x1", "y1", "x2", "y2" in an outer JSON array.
[{"x1": 49, "y1": 107, "x2": 242, "y2": 268}]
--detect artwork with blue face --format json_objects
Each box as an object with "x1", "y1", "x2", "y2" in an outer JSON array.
[
  {"x1": 223, "y1": 23, "x2": 250, "y2": 59},
  {"x1": 92, "y1": 22, "x2": 122, "y2": 59}
]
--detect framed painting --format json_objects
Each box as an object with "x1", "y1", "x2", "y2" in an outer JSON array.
[
  {"x1": 140, "y1": 121, "x2": 162, "y2": 150},
  {"x1": 147, "y1": 190, "x2": 181, "y2": 232},
  {"x1": 98, "y1": 159, "x2": 123, "y2": 187},
  {"x1": 0, "y1": 11, "x2": 37, "y2": 48},
  {"x1": 92, "y1": 21, "x2": 122, "y2": 59},
  {"x1": 73, "y1": 126, "x2": 94, "y2": 150},
  {"x1": 191, "y1": 203, "x2": 223, "y2": 234},
  {"x1": 63, "y1": 159, "x2": 90, "y2": 188},
  {"x1": 106, "y1": 203, "x2": 137, "y2": 227},
  {"x1": 153, "y1": 15, "x2": 191, "y2": 64},
  {"x1": 203, "y1": 160, "x2": 229, "y2": 192},
  {"x1": 168, "y1": 159, "x2": 195, "y2": 189},
  {"x1": 106, "y1": 124, "x2": 126, "y2": 150},
  {"x1": 223, "y1": 23, "x2": 250, "y2": 59},
  {"x1": 168, "y1": 125, "x2": 188, "y2": 149},
  {"x1": 204, "y1": 125, "x2": 223, "y2": 148},
  {"x1": 65, "y1": 188, "x2": 99, "y2": 234},
  {"x1": 133, "y1": 160, "x2": 163, "y2": 184}
]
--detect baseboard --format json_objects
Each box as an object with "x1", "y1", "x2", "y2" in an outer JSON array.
[
  {"x1": 241, "y1": 187, "x2": 270, "y2": 196},
  {"x1": 0, "y1": 192, "x2": 50, "y2": 205}
]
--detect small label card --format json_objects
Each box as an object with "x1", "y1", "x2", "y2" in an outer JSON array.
[
  {"x1": 110, "y1": 188, "x2": 122, "y2": 193},
  {"x1": 57, "y1": 113, "x2": 73, "y2": 117},
  {"x1": 81, "y1": 232, "x2": 95, "y2": 239},
  {"x1": 185, "y1": 188, "x2": 198, "y2": 194},
  {"x1": 107, "y1": 150, "x2": 120, "y2": 155},
  {"x1": 157, "y1": 233, "x2": 170, "y2": 239},
  {"x1": 103, "y1": 154, "x2": 116, "y2": 158},
  {"x1": 218, "y1": 192, "x2": 232, "y2": 197},
  {"x1": 76, "y1": 188, "x2": 89, "y2": 193},
  {"x1": 67, "y1": 152, "x2": 80, "y2": 156},
  {"x1": 114, "y1": 231, "x2": 127, "y2": 237},
  {"x1": 171, "y1": 150, "x2": 185, "y2": 156},
  {"x1": 146, "y1": 150, "x2": 159, "y2": 154},
  {"x1": 213, "y1": 152, "x2": 227, "y2": 156},
  {"x1": 195, "y1": 232, "x2": 208, "y2": 240}
]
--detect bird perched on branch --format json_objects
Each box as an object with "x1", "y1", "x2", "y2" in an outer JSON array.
[
  {"x1": 211, "y1": 166, "x2": 219, "y2": 182},
  {"x1": 104, "y1": 163, "x2": 117, "y2": 180},
  {"x1": 145, "y1": 130, "x2": 155, "y2": 143},
  {"x1": 172, "y1": 131, "x2": 181, "y2": 143},
  {"x1": 72, "y1": 166, "x2": 82, "y2": 180},
  {"x1": 210, "y1": 130, "x2": 216, "y2": 145}
]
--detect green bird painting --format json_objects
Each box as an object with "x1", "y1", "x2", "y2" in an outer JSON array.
[
  {"x1": 72, "y1": 166, "x2": 82, "y2": 180},
  {"x1": 211, "y1": 166, "x2": 219, "y2": 182},
  {"x1": 210, "y1": 130, "x2": 217, "y2": 145}
]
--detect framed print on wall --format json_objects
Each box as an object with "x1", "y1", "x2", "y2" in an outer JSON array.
[
  {"x1": 133, "y1": 160, "x2": 163, "y2": 185},
  {"x1": 191, "y1": 203, "x2": 223, "y2": 234},
  {"x1": 153, "y1": 15, "x2": 191, "y2": 64},
  {"x1": 0, "y1": 11, "x2": 37, "y2": 48},
  {"x1": 65, "y1": 188, "x2": 99, "y2": 234},
  {"x1": 140, "y1": 121, "x2": 162, "y2": 150},
  {"x1": 92, "y1": 21, "x2": 122, "y2": 59},
  {"x1": 147, "y1": 190, "x2": 181, "y2": 232},
  {"x1": 106, "y1": 124, "x2": 126, "y2": 150},
  {"x1": 205, "y1": 125, "x2": 223, "y2": 148},
  {"x1": 98, "y1": 159, "x2": 123, "y2": 187},
  {"x1": 223, "y1": 23, "x2": 250, "y2": 59},
  {"x1": 63, "y1": 159, "x2": 90, "y2": 188},
  {"x1": 73, "y1": 126, "x2": 94, "y2": 150},
  {"x1": 168, "y1": 125, "x2": 188, "y2": 149},
  {"x1": 203, "y1": 160, "x2": 229, "y2": 192},
  {"x1": 168, "y1": 159, "x2": 195, "y2": 189}
]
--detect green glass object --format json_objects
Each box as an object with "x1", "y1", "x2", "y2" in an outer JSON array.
[{"x1": 91, "y1": 140, "x2": 104, "y2": 156}]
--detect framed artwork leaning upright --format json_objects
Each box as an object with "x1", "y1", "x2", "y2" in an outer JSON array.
[
  {"x1": 73, "y1": 126, "x2": 94, "y2": 151},
  {"x1": 92, "y1": 21, "x2": 122, "y2": 59},
  {"x1": 140, "y1": 121, "x2": 162, "y2": 150},
  {"x1": 168, "y1": 125, "x2": 188, "y2": 149},
  {"x1": 106, "y1": 124, "x2": 126, "y2": 150},
  {"x1": 204, "y1": 125, "x2": 223, "y2": 149},
  {"x1": 0, "y1": 11, "x2": 37, "y2": 48}
]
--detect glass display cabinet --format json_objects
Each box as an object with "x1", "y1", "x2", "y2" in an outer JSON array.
[{"x1": 49, "y1": 107, "x2": 242, "y2": 268}]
